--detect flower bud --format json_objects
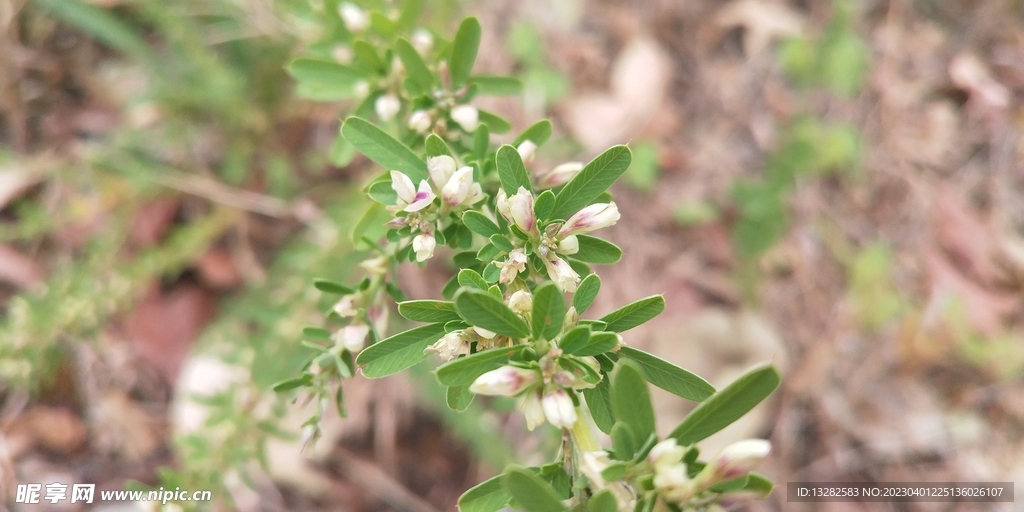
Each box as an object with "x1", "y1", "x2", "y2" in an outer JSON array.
[
  {"x1": 442, "y1": 166, "x2": 475, "y2": 206},
  {"x1": 543, "y1": 257, "x2": 580, "y2": 293},
  {"x1": 412, "y1": 232, "x2": 436, "y2": 262},
  {"x1": 332, "y1": 45, "x2": 353, "y2": 64},
  {"x1": 411, "y1": 28, "x2": 434, "y2": 55},
  {"x1": 541, "y1": 388, "x2": 577, "y2": 428},
  {"x1": 538, "y1": 162, "x2": 583, "y2": 188},
  {"x1": 333, "y1": 296, "x2": 359, "y2": 317},
  {"x1": 408, "y1": 110, "x2": 432, "y2": 133},
  {"x1": 516, "y1": 140, "x2": 537, "y2": 165},
  {"x1": 563, "y1": 306, "x2": 579, "y2": 331},
  {"x1": 334, "y1": 323, "x2": 370, "y2": 352},
  {"x1": 702, "y1": 439, "x2": 771, "y2": 483},
  {"x1": 558, "y1": 202, "x2": 620, "y2": 237},
  {"x1": 473, "y1": 326, "x2": 497, "y2": 339},
  {"x1": 648, "y1": 438, "x2": 686, "y2": 472},
  {"x1": 469, "y1": 366, "x2": 538, "y2": 396},
  {"x1": 580, "y1": 451, "x2": 613, "y2": 487},
  {"x1": 522, "y1": 391, "x2": 546, "y2": 431},
  {"x1": 422, "y1": 155, "x2": 453, "y2": 192},
  {"x1": 360, "y1": 256, "x2": 389, "y2": 275},
  {"x1": 508, "y1": 186, "x2": 536, "y2": 234},
  {"x1": 508, "y1": 290, "x2": 533, "y2": 315},
  {"x1": 338, "y1": 3, "x2": 368, "y2": 32},
  {"x1": 391, "y1": 171, "x2": 435, "y2": 212},
  {"x1": 375, "y1": 94, "x2": 401, "y2": 122},
  {"x1": 450, "y1": 105, "x2": 479, "y2": 132},
  {"x1": 556, "y1": 234, "x2": 579, "y2": 255},
  {"x1": 353, "y1": 80, "x2": 370, "y2": 98}
]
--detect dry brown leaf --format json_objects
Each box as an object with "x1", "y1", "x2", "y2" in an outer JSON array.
[
  {"x1": 949, "y1": 52, "x2": 1011, "y2": 110},
  {"x1": 931, "y1": 187, "x2": 998, "y2": 286},
  {"x1": 129, "y1": 197, "x2": 180, "y2": 248},
  {"x1": 19, "y1": 407, "x2": 88, "y2": 454},
  {"x1": 92, "y1": 391, "x2": 161, "y2": 461},
  {"x1": 715, "y1": 0, "x2": 805, "y2": 56},
  {"x1": 924, "y1": 250, "x2": 1018, "y2": 336},
  {"x1": 124, "y1": 282, "x2": 217, "y2": 383},
  {"x1": 195, "y1": 247, "x2": 242, "y2": 290},
  {"x1": 0, "y1": 169, "x2": 41, "y2": 210}
]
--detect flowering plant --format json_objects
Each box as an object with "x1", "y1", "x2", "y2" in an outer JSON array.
[{"x1": 280, "y1": 7, "x2": 780, "y2": 512}]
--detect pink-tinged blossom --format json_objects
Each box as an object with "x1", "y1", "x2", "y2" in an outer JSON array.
[
  {"x1": 498, "y1": 248, "x2": 528, "y2": 284},
  {"x1": 334, "y1": 323, "x2": 369, "y2": 352},
  {"x1": 517, "y1": 140, "x2": 537, "y2": 165},
  {"x1": 472, "y1": 326, "x2": 497, "y2": 339},
  {"x1": 537, "y1": 162, "x2": 583, "y2": 188},
  {"x1": 425, "y1": 331, "x2": 470, "y2": 361},
  {"x1": 507, "y1": 186, "x2": 537, "y2": 234},
  {"x1": 390, "y1": 171, "x2": 435, "y2": 212},
  {"x1": 556, "y1": 234, "x2": 579, "y2": 255},
  {"x1": 507, "y1": 290, "x2": 533, "y2": 316},
  {"x1": 522, "y1": 391, "x2": 546, "y2": 431},
  {"x1": 702, "y1": 439, "x2": 771, "y2": 483},
  {"x1": 541, "y1": 388, "x2": 577, "y2": 428},
  {"x1": 442, "y1": 166, "x2": 475, "y2": 206},
  {"x1": 543, "y1": 256, "x2": 580, "y2": 293},
  {"x1": 558, "y1": 202, "x2": 620, "y2": 238},
  {"x1": 469, "y1": 366, "x2": 538, "y2": 396}
]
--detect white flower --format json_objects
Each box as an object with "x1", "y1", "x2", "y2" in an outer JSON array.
[
  {"x1": 427, "y1": 155, "x2": 457, "y2": 190},
  {"x1": 390, "y1": 171, "x2": 435, "y2": 212},
  {"x1": 442, "y1": 166, "x2": 475, "y2": 206},
  {"x1": 537, "y1": 162, "x2": 583, "y2": 188},
  {"x1": 333, "y1": 296, "x2": 359, "y2": 317},
  {"x1": 508, "y1": 290, "x2": 533, "y2": 316},
  {"x1": 411, "y1": 28, "x2": 434, "y2": 55},
  {"x1": 339, "y1": 3, "x2": 368, "y2": 32},
  {"x1": 522, "y1": 391, "x2": 546, "y2": 431},
  {"x1": 425, "y1": 331, "x2": 470, "y2": 361},
  {"x1": 360, "y1": 256, "x2": 389, "y2": 275},
  {"x1": 498, "y1": 248, "x2": 528, "y2": 284},
  {"x1": 702, "y1": 439, "x2": 771, "y2": 483},
  {"x1": 507, "y1": 186, "x2": 536, "y2": 234},
  {"x1": 469, "y1": 366, "x2": 538, "y2": 396},
  {"x1": 450, "y1": 104, "x2": 479, "y2": 132},
  {"x1": 558, "y1": 202, "x2": 620, "y2": 237},
  {"x1": 517, "y1": 140, "x2": 537, "y2": 165},
  {"x1": 375, "y1": 94, "x2": 401, "y2": 121},
  {"x1": 556, "y1": 235, "x2": 579, "y2": 255},
  {"x1": 408, "y1": 110, "x2": 432, "y2": 133},
  {"x1": 332, "y1": 45, "x2": 353, "y2": 64},
  {"x1": 654, "y1": 463, "x2": 695, "y2": 503},
  {"x1": 649, "y1": 439, "x2": 686, "y2": 472},
  {"x1": 334, "y1": 323, "x2": 370, "y2": 352},
  {"x1": 495, "y1": 188, "x2": 511, "y2": 220},
  {"x1": 541, "y1": 389, "x2": 577, "y2": 428},
  {"x1": 543, "y1": 257, "x2": 580, "y2": 293},
  {"x1": 473, "y1": 326, "x2": 497, "y2": 339},
  {"x1": 412, "y1": 232, "x2": 436, "y2": 261},
  {"x1": 354, "y1": 80, "x2": 370, "y2": 98}
]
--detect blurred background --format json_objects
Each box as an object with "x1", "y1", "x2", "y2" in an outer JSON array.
[{"x1": 1, "y1": 0, "x2": 1023, "y2": 511}]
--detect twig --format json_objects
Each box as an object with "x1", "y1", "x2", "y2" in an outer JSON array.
[{"x1": 331, "y1": 447, "x2": 442, "y2": 512}]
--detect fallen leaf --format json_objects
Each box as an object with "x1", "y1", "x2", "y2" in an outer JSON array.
[
  {"x1": 129, "y1": 197, "x2": 180, "y2": 248},
  {"x1": 0, "y1": 169, "x2": 41, "y2": 210},
  {"x1": 195, "y1": 247, "x2": 242, "y2": 290},
  {"x1": 124, "y1": 282, "x2": 217, "y2": 383},
  {"x1": 0, "y1": 245, "x2": 46, "y2": 290},
  {"x1": 931, "y1": 187, "x2": 998, "y2": 286},
  {"x1": 20, "y1": 406, "x2": 88, "y2": 454},
  {"x1": 716, "y1": 0, "x2": 806, "y2": 56},
  {"x1": 950, "y1": 52, "x2": 1011, "y2": 110}
]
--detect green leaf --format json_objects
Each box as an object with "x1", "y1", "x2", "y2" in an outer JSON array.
[
  {"x1": 355, "y1": 324, "x2": 448, "y2": 378},
  {"x1": 458, "y1": 269, "x2": 489, "y2": 291},
  {"x1": 449, "y1": 17, "x2": 482, "y2": 88},
  {"x1": 288, "y1": 59, "x2": 365, "y2": 99},
  {"x1": 612, "y1": 362, "x2": 656, "y2": 443},
  {"x1": 272, "y1": 374, "x2": 312, "y2": 392},
  {"x1": 341, "y1": 117, "x2": 427, "y2": 181},
  {"x1": 531, "y1": 283, "x2": 567, "y2": 340},
  {"x1": 551, "y1": 145, "x2": 631, "y2": 220},
  {"x1": 589, "y1": 489, "x2": 618, "y2": 512},
  {"x1": 489, "y1": 234, "x2": 514, "y2": 252},
  {"x1": 618, "y1": 347, "x2": 714, "y2": 402},
  {"x1": 533, "y1": 190, "x2": 555, "y2": 221},
  {"x1": 436, "y1": 346, "x2": 524, "y2": 386},
  {"x1": 455, "y1": 289, "x2": 530, "y2": 338},
  {"x1": 610, "y1": 422, "x2": 637, "y2": 459},
  {"x1": 496, "y1": 145, "x2": 533, "y2": 195},
  {"x1": 570, "y1": 331, "x2": 619, "y2": 356},
  {"x1": 302, "y1": 327, "x2": 332, "y2": 342},
  {"x1": 471, "y1": 75, "x2": 523, "y2": 96},
  {"x1": 463, "y1": 211, "x2": 501, "y2": 238},
  {"x1": 572, "y1": 235, "x2": 622, "y2": 264},
  {"x1": 366, "y1": 179, "x2": 397, "y2": 205},
  {"x1": 504, "y1": 467, "x2": 569, "y2": 512},
  {"x1": 446, "y1": 385, "x2": 474, "y2": 411},
  {"x1": 557, "y1": 326, "x2": 590, "y2": 354},
  {"x1": 473, "y1": 125, "x2": 490, "y2": 159},
  {"x1": 352, "y1": 40, "x2": 386, "y2": 75},
  {"x1": 572, "y1": 274, "x2": 601, "y2": 313},
  {"x1": 398, "y1": 300, "x2": 461, "y2": 323},
  {"x1": 669, "y1": 364, "x2": 780, "y2": 445},
  {"x1": 425, "y1": 133, "x2": 452, "y2": 156},
  {"x1": 582, "y1": 377, "x2": 614, "y2": 434},
  {"x1": 396, "y1": 0, "x2": 424, "y2": 31},
  {"x1": 740, "y1": 472, "x2": 774, "y2": 496},
  {"x1": 478, "y1": 110, "x2": 512, "y2": 134},
  {"x1": 514, "y1": 120, "x2": 553, "y2": 147},
  {"x1": 351, "y1": 201, "x2": 390, "y2": 247},
  {"x1": 369, "y1": 11, "x2": 397, "y2": 38},
  {"x1": 394, "y1": 38, "x2": 435, "y2": 93},
  {"x1": 313, "y1": 278, "x2": 354, "y2": 295},
  {"x1": 600, "y1": 295, "x2": 665, "y2": 332},
  {"x1": 458, "y1": 474, "x2": 510, "y2": 512}
]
